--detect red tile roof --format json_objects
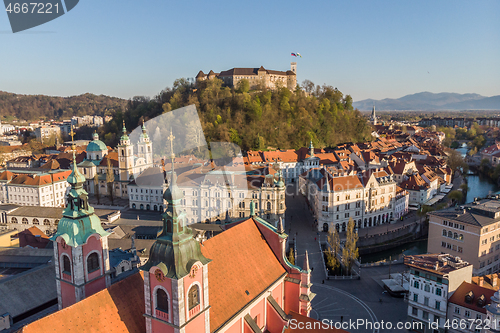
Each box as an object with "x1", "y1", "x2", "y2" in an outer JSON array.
[
  {"x1": 200, "y1": 218, "x2": 286, "y2": 332},
  {"x1": 448, "y1": 281, "x2": 496, "y2": 315},
  {"x1": 20, "y1": 272, "x2": 146, "y2": 333}
]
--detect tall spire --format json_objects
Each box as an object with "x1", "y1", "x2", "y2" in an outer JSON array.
[
  {"x1": 309, "y1": 140, "x2": 314, "y2": 157},
  {"x1": 303, "y1": 250, "x2": 310, "y2": 272},
  {"x1": 277, "y1": 217, "x2": 284, "y2": 234},
  {"x1": 142, "y1": 127, "x2": 211, "y2": 279}
]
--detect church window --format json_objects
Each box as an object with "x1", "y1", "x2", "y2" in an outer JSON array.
[
  {"x1": 63, "y1": 255, "x2": 71, "y2": 275},
  {"x1": 33, "y1": 218, "x2": 40, "y2": 225},
  {"x1": 11, "y1": 217, "x2": 18, "y2": 224},
  {"x1": 188, "y1": 285, "x2": 200, "y2": 310},
  {"x1": 156, "y1": 289, "x2": 169, "y2": 313},
  {"x1": 87, "y1": 253, "x2": 100, "y2": 273},
  {"x1": 121, "y1": 149, "x2": 124, "y2": 156},
  {"x1": 43, "y1": 219, "x2": 50, "y2": 225},
  {"x1": 22, "y1": 217, "x2": 28, "y2": 224}
]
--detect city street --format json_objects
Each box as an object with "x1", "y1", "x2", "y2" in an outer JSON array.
[{"x1": 285, "y1": 184, "x2": 411, "y2": 332}]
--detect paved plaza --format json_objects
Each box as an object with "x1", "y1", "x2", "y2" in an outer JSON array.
[{"x1": 285, "y1": 183, "x2": 412, "y2": 332}]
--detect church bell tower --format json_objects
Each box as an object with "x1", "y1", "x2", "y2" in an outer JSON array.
[
  {"x1": 141, "y1": 130, "x2": 212, "y2": 333},
  {"x1": 51, "y1": 135, "x2": 111, "y2": 309}
]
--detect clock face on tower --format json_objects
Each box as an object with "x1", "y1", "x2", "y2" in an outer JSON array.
[{"x1": 154, "y1": 269, "x2": 165, "y2": 282}]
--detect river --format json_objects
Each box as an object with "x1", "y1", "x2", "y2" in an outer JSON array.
[
  {"x1": 360, "y1": 239, "x2": 428, "y2": 263},
  {"x1": 361, "y1": 144, "x2": 498, "y2": 263},
  {"x1": 455, "y1": 143, "x2": 500, "y2": 203}
]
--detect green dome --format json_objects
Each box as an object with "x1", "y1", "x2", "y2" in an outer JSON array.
[{"x1": 86, "y1": 140, "x2": 107, "y2": 152}]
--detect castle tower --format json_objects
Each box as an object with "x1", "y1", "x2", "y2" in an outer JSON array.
[
  {"x1": 51, "y1": 144, "x2": 111, "y2": 309},
  {"x1": 291, "y1": 62, "x2": 297, "y2": 74},
  {"x1": 141, "y1": 130, "x2": 212, "y2": 333},
  {"x1": 137, "y1": 122, "x2": 153, "y2": 168},
  {"x1": 118, "y1": 121, "x2": 134, "y2": 181}
]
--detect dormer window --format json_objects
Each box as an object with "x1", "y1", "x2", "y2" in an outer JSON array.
[
  {"x1": 465, "y1": 291, "x2": 474, "y2": 304},
  {"x1": 477, "y1": 295, "x2": 485, "y2": 307}
]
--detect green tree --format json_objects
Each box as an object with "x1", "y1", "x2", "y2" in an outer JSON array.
[
  {"x1": 327, "y1": 227, "x2": 340, "y2": 259},
  {"x1": 447, "y1": 149, "x2": 468, "y2": 175},
  {"x1": 417, "y1": 205, "x2": 434, "y2": 224},
  {"x1": 236, "y1": 79, "x2": 250, "y2": 93},
  {"x1": 342, "y1": 218, "x2": 358, "y2": 274},
  {"x1": 448, "y1": 190, "x2": 463, "y2": 203}
]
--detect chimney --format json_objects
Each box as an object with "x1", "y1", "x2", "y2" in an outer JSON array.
[
  {"x1": 493, "y1": 275, "x2": 498, "y2": 287},
  {"x1": 479, "y1": 276, "x2": 484, "y2": 287}
]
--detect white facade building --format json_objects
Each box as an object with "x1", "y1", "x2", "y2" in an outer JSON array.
[{"x1": 406, "y1": 254, "x2": 473, "y2": 333}]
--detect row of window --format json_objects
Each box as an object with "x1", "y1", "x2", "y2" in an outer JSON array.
[
  {"x1": 130, "y1": 188, "x2": 161, "y2": 194},
  {"x1": 11, "y1": 217, "x2": 57, "y2": 225},
  {"x1": 443, "y1": 220, "x2": 465, "y2": 230},
  {"x1": 62, "y1": 252, "x2": 99, "y2": 276},
  {"x1": 442, "y1": 230, "x2": 464, "y2": 241},
  {"x1": 413, "y1": 281, "x2": 443, "y2": 296},
  {"x1": 411, "y1": 307, "x2": 440, "y2": 325},
  {"x1": 412, "y1": 293, "x2": 441, "y2": 310},
  {"x1": 441, "y1": 242, "x2": 463, "y2": 253}
]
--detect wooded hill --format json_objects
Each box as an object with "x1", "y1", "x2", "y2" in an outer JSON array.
[
  {"x1": 0, "y1": 91, "x2": 127, "y2": 121},
  {"x1": 100, "y1": 78, "x2": 373, "y2": 151}
]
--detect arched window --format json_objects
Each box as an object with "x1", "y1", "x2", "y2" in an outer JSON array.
[
  {"x1": 33, "y1": 218, "x2": 39, "y2": 225},
  {"x1": 448, "y1": 231, "x2": 453, "y2": 238},
  {"x1": 11, "y1": 217, "x2": 17, "y2": 223},
  {"x1": 459, "y1": 234, "x2": 463, "y2": 240},
  {"x1": 454, "y1": 232, "x2": 458, "y2": 239},
  {"x1": 63, "y1": 255, "x2": 71, "y2": 275},
  {"x1": 156, "y1": 289, "x2": 169, "y2": 313},
  {"x1": 87, "y1": 253, "x2": 100, "y2": 273},
  {"x1": 442, "y1": 229, "x2": 447, "y2": 236},
  {"x1": 188, "y1": 285, "x2": 200, "y2": 310},
  {"x1": 22, "y1": 218, "x2": 28, "y2": 224},
  {"x1": 267, "y1": 202, "x2": 271, "y2": 210},
  {"x1": 43, "y1": 219, "x2": 50, "y2": 225},
  {"x1": 55, "y1": 219, "x2": 59, "y2": 226}
]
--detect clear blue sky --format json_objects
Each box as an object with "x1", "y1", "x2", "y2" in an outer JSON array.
[{"x1": 1, "y1": 0, "x2": 499, "y2": 101}]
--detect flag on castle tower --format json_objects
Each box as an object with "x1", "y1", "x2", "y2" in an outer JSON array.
[
  {"x1": 291, "y1": 53, "x2": 297, "y2": 57},
  {"x1": 291, "y1": 52, "x2": 302, "y2": 58},
  {"x1": 296, "y1": 52, "x2": 302, "y2": 57}
]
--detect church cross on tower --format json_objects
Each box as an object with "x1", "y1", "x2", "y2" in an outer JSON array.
[{"x1": 167, "y1": 128, "x2": 175, "y2": 161}]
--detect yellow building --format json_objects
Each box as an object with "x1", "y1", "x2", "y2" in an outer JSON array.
[
  {"x1": 0, "y1": 229, "x2": 19, "y2": 247},
  {"x1": 428, "y1": 199, "x2": 500, "y2": 276}
]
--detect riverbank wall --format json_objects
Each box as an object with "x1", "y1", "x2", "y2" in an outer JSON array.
[{"x1": 358, "y1": 222, "x2": 424, "y2": 255}]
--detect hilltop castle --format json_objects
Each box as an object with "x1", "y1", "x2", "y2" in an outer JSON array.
[{"x1": 196, "y1": 62, "x2": 297, "y2": 90}]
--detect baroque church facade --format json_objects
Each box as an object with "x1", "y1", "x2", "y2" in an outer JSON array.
[
  {"x1": 77, "y1": 122, "x2": 153, "y2": 198},
  {"x1": 20, "y1": 149, "x2": 323, "y2": 333}
]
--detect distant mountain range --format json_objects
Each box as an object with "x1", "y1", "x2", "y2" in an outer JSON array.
[{"x1": 353, "y1": 92, "x2": 500, "y2": 111}]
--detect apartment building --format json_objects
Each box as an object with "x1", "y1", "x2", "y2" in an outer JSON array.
[
  {"x1": 405, "y1": 254, "x2": 473, "y2": 333},
  {"x1": 302, "y1": 167, "x2": 400, "y2": 232},
  {"x1": 0, "y1": 169, "x2": 71, "y2": 207},
  {"x1": 428, "y1": 200, "x2": 500, "y2": 276},
  {"x1": 34, "y1": 125, "x2": 61, "y2": 143}
]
